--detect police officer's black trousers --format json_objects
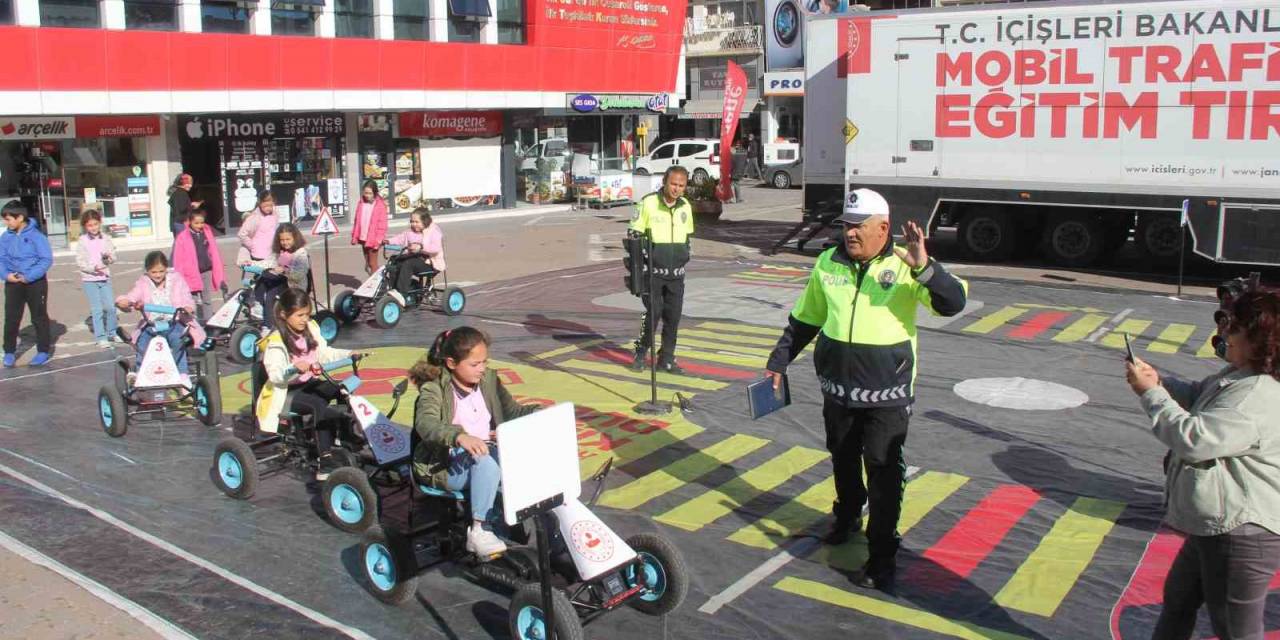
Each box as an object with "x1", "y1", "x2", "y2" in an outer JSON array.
[
  {"x1": 823, "y1": 398, "x2": 910, "y2": 572},
  {"x1": 635, "y1": 276, "x2": 685, "y2": 365}
]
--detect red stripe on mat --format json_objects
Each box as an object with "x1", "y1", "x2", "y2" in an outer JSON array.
[
  {"x1": 587, "y1": 347, "x2": 757, "y2": 380},
  {"x1": 1008, "y1": 311, "x2": 1070, "y2": 340},
  {"x1": 920, "y1": 485, "x2": 1041, "y2": 578}
]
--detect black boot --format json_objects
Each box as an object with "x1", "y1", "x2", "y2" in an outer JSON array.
[
  {"x1": 659, "y1": 360, "x2": 686, "y2": 376},
  {"x1": 851, "y1": 558, "x2": 895, "y2": 591},
  {"x1": 629, "y1": 349, "x2": 646, "y2": 371},
  {"x1": 823, "y1": 512, "x2": 863, "y2": 545}
]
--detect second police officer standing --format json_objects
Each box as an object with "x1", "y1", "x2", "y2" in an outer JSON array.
[
  {"x1": 630, "y1": 166, "x2": 695, "y2": 374},
  {"x1": 765, "y1": 189, "x2": 968, "y2": 590}
]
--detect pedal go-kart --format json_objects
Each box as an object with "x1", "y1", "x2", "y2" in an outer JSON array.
[
  {"x1": 210, "y1": 354, "x2": 401, "y2": 508},
  {"x1": 333, "y1": 244, "x2": 465, "y2": 330},
  {"x1": 357, "y1": 403, "x2": 688, "y2": 640},
  {"x1": 98, "y1": 304, "x2": 223, "y2": 437},
  {"x1": 204, "y1": 265, "x2": 340, "y2": 364}
]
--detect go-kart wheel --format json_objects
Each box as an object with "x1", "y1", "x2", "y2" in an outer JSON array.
[
  {"x1": 374, "y1": 295, "x2": 402, "y2": 329},
  {"x1": 361, "y1": 525, "x2": 418, "y2": 605},
  {"x1": 200, "y1": 349, "x2": 221, "y2": 380},
  {"x1": 315, "y1": 310, "x2": 340, "y2": 343},
  {"x1": 229, "y1": 325, "x2": 259, "y2": 364},
  {"x1": 334, "y1": 290, "x2": 360, "y2": 324},
  {"x1": 193, "y1": 377, "x2": 222, "y2": 426},
  {"x1": 98, "y1": 385, "x2": 128, "y2": 438},
  {"x1": 113, "y1": 359, "x2": 130, "y2": 394},
  {"x1": 509, "y1": 583, "x2": 584, "y2": 640},
  {"x1": 323, "y1": 467, "x2": 378, "y2": 533},
  {"x1": 442, "y1": 286, "x2": 466, "y2": 316},
  {"x1": 213, "y1": 437, "x2": 258, "y2": 499},
  {"x1": 623, "y1": 533, "x2": 689, "y2": 616}
]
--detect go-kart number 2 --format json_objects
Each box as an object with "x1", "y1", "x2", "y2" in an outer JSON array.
[{"x1": 349, "y1": 396, "x2": 380, "y2": 429}]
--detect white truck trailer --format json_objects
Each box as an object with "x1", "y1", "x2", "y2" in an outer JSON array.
[{"x1": 803, "y1": 0, "x2": 1280, "y2": 267}]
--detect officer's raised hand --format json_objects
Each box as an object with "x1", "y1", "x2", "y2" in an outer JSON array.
[{"x1": 894, "y1": 220, "x2": 928, "y2": 269}]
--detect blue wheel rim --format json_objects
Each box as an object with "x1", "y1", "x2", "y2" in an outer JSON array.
[
  {"x1": 217, "y1": 451, "x2": 243, "y2": 490},
  {"x1": 514, "y1": 604, "x2": 546, "y2": 640},
  {"x1": 383, "y1": 302, "x2": 400, "y2": 324},
  {"x1": 626, "y1": 552, "x2": 667, "y2": 602},
  {"x1": 195, "y1": 386, "x2": 209, "y2": 417},
  {"x1": 447, "y1": 291, "x2": 464, "y2": 312},
  {"x1": 238, "y1": 333, "x2": 256, "y2": 360},
  {"x1": 330, "y1": 484, "x2": 365, "y2": 524},
  {"x1": 319, "y1": 317, "x2": 338, "y2": 341},
  {"x1": 99, "y1": 396, "x2": 113, "y2": 430},
  {"x1": 365, "y1": 542, "x2": 397, "y2": 591},
  {"x1": 341, "y1": 296, "x2": 356, "y2": 318}
]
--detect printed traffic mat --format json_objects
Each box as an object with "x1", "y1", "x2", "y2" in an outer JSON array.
[{"x1": 0, "y1": 258, "x2": 1276, "y2": 639}]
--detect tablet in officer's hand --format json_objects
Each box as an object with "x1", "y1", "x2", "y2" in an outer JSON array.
[{"x1": 748, "y1": 375, "x2": 790, "y2": 419}]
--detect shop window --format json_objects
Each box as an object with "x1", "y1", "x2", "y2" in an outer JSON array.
[
  {"x1": 392, "y1": 0, "x2": 428, "y2": 40},
  {"x1": 334, "y1": 0, "x2": 373, "y2": 37},
  {"x1": 39, "y1": 0, "x2": 100, "y2": 27},
  {"x1": 0, "y1": 0, "x2": 14, "y2": 24},
  {"x1": 63, "y1": 137, "x2": 151, "y2": 242},
  {"x1": 272, "y1": 2, "x2": 318, "y2": 36},
  {"x1": 447, "y1": 0, "x2": 487, "y2": 43},
  {"x1": 124, "y1": 0, "x2": 178, "y2": 30},
  {"x1": 495, "y1": 0, "x2": 523, "y2": 44},
  {"x1": 202, "y1": 0, "x2": 251, "y2": 33}
]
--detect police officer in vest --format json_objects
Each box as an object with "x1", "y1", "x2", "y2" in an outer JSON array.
[
  {"x1": 630, "y1": 166, "x2": 695, "y2": 374},
  {"x1": 765, "y1": 188, "x2": 968, "y2": 590}
]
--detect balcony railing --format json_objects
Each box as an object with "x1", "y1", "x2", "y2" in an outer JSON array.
[{"x1": 684, "y1": 24, "x2": 762, "y2": 57}]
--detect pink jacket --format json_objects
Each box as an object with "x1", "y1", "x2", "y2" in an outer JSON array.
[
  {"x1": 386, "y1": 223, "x2": 446, "y2": 272},
  {"x1": 116, "y1": 273, "x2": 207, "y2": 346},
  {"x1": 236, "y1": 209, "x2": 278, "y2": 264},
  {"x1": 172, "y1": 223, "x2": 226, "y2": 294},
  {"x1": 351, "y1": 197, "x2": 389, "y2": 248}
]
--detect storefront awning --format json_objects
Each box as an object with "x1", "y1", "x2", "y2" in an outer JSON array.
[{"x1": 677, "y1": 99, "x2": 760, "y2": 120}]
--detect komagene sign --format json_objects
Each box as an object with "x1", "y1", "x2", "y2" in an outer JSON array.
[{"x1": 398, "y1": 111, "x2": 503, "y2": 138}]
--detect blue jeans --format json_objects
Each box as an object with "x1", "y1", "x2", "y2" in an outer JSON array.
[
  {"x1": 136, "y1": 321, "x2": 189, "y2": 374},
  {"x1": 446, "y1": 444, "x2": 502, "y2": 526},
  {"x1": 82, "y1": 281, "x2": 118, "y2": 341}
]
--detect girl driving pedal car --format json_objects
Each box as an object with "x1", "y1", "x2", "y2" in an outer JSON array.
[
  {"x1": 384, "y1": 208, "x2": 446, "y2": 297},
  {"x1": 256, "y1": 287, "x2": 357, "y2": 480},
  {"x1": 251, "y1": 223, "x2": 310, "y2": 329},
  {"x1": 410, "y1": 326, "x2": 539, "y2": 558},
  {"x1": 116, "y1": 251, "x2": 206, "y2": 379}
]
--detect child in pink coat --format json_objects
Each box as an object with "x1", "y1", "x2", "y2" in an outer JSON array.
[
  {"x1": 384, "y1": 208, "x2": 446, "y2": 295},
  {"x1": 116, "y1": 251, "x2": 206, "y2": 375},
  {"x1": 171, "y1": 209, "x2": 227, "y2": 322},
  {"x1": 351, "y1": 179, "x2": 389, "y2": 274}
]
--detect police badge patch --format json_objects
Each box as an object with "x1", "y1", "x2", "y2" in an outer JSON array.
[
  {"x1": 681, "y1": 211, "x2": 688, "y2": 224},
  {"x1": 878, "y1": 269, "x2": 896, "y2": 289}
]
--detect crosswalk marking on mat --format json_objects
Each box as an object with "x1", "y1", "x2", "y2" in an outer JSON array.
[
  {"x1": 1148, "y1": 324, "x2": 1196, "y2": 354},
  {"x1": 728, "y1": 476, "x2": 836, "y2": 550},
  {"x1": 1052, "y1": 313, "x2": 1109, "y2": 343},
  {"x1": 655, "y1": 446, "x2": 828, "y2": 532},
  {"x1": 598, "y1": 434, "x2": 770, "y2": 510},
  {"x1": 958, "y1": 304, "x2": 1215, "y2": 357},
  {"x1": 963, "y1": 307, "x2": 1028, "y2": 334},
  {"x1": 1101, "y1": 319, "x2": 1154, "y2": 349}
]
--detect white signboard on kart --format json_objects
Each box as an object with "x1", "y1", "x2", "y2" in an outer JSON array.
[
  {"x1": 497, "y1": 402, "x2": 636, "y2": 581},
  {"x1": 205, "y1": 296, "x2": 242, "y2": 330},
  {"x1": 134, "y1": 337, "x2": 185, "y2": 389},
  {"x1": 354, "y1": 268, "x2": 384, "y2": 298}
]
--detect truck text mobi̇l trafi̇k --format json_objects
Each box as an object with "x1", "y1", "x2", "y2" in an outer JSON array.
[{"x1": 802, "y1": 0, "x2": 1280, "y2": 267}]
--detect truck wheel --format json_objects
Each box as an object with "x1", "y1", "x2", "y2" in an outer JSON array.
[
  {"x1": 509, "y1": 583, "x2": 584, "y2": 640},
  {"x1": 771, "y1": 170, "x2": 792, "y2": 189},
  {"x1": 634, "y1": 168, "x2": 649, "y2": 176},
  {"x1": 1136, "y1": 212, "x2": 1183, "y2": 267},
  {"x1": 957, "y1": 209, "x2": 1016, "y2": 262},
  {"x1": 623, "y1": 533, "x2": 689, "y2": 616},
  {"x1": 362, "y1": 525, "x2": 418, "y2": 605},
  {"x1": 1043, "y1": 214, "x2": 1104, "y2": 267}
]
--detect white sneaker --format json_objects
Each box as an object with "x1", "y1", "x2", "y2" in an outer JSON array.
[
  {"x1": 466, "y1": 524, "x2": 507, "y2": 558},
  {"x1": 96, "y1": 340, "x2": 111, "y2": 348}
]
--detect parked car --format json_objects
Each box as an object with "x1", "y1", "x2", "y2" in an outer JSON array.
[
  {"x1": 633, "y1": 138, "x2": 721, "y2": 184},
  {"x1": 766, "y1": 159, "x2": 802, "y2": 189},
  {"x1": 518, "y1": 138, "x2": 569, "y2": 174}
]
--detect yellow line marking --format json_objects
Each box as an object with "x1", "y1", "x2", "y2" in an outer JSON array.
[
  {"x1": 598, "y1": 434, "x2": 769, "y2": 510},
  {"x1": 696, "y1": 321, "x2": 781, "y2": 337},
  {"x1": 655, "y1": 446, "x2": 829, "y2": 532},
  {"x1": 729, "y1": 476, "x2": 835, "y2": 550},
  {"x1": 1196, "y1": 334, "x2": 1219, "y2": 358},
  {"x1": 1052, "y1": 313, "x2": 1108, "y2": 343},
  {"x1": 678, "y1": 337, "x2": 773, "y2": 357},
  {"x1": 962, "y1": 306, "x2": 1027, "y2": 335},
  {"x1": 898, "y1": 472, "x2": 970, "y2": 534},
  {"x1": 532, "y1": 339, "x2": 602, "y2": 362},
  {"x1": 558, "y1": 359, "x2": 727, "y2": 391},
  {"x1": 1100, "y1": 319, "x2": 1153, "y2": 349},
  {"x1": 681, "y1": 329, "x2": 779, "y2": 347},
  {"x1": 994, "y1": 497, "x2": 1126, "y2": 617},
  {"x1": 775, "y1": 578, "x2": 1030, "y2": 640},
  {"x1": 1147, "y1": 324, "x2": 1196, "y2": 354},
  {"x1": 675, "y1": 347, "x2": 765, "y2": 369}
]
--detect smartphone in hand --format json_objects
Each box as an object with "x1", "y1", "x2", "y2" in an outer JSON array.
[{"x1": 1123, "y1": 332, "x2": 1136, "y2": 364}]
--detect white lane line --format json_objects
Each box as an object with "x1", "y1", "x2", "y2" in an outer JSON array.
[
  {"x1": 0, "y1": 357, "x2": 117, "y2": 384},
  {"x1": 1086, "y1": 308, "x2": 1134, "y2": 343},
  {"x1": 0, "y1": 462, "x2": 377, "y2": 640},
  {"x1": 0, "y1": 529, "x2": 197, "y2": 640},
  {"x1": 111, "y1": 452, "x2": 138, "y2": 465},
  {"x1": 697, "y1": 465, "x2": 922, "y2": 616},
  {"x1": 1, "y1": 449, "x2": 77, "y2": 480},
  {"x1": 0, "y1": 424, "x2": 17, "y2": 431}
]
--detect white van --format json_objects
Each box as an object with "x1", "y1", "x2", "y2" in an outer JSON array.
[{"x1": 633, "y1": 138, "x2": 721, "y2": 184}]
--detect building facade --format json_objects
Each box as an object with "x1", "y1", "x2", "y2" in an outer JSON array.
[{"x1": 0, "y1": 0, "x2": 685, "y2": 244}]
